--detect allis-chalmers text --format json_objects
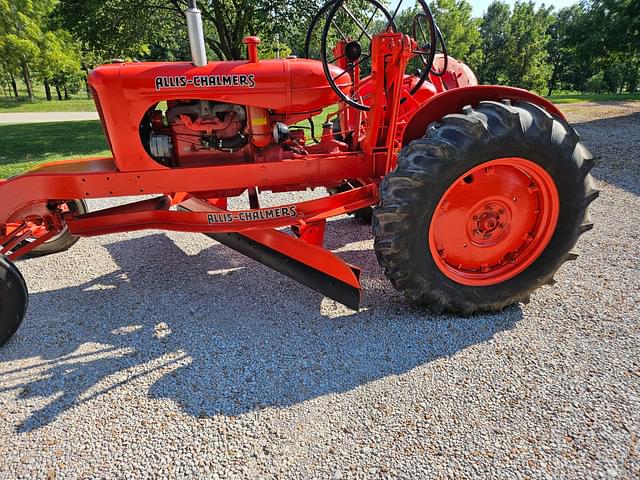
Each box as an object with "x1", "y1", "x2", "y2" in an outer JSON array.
[
  {"x1": 207, "y1": 206, "x2": 298, "y2": 224},
  {"x1": 155, "y1": 74, "x2": 256, "y2": 91}
]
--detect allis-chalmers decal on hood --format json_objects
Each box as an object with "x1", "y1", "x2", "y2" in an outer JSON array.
[
  {"x1": 155, "y1": 74, "x2": 256, "y2": 91},
  {"x1": 206, "y1": 206, "x2": 298, "y2": 224}
]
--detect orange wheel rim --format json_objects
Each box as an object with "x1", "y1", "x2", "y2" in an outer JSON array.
[
  {"x1": 3, "y1": 203, "x2": 71, "y2": 243},
  {"x1": 429, "y1": 158, "x2": 560, "y2": 286}
]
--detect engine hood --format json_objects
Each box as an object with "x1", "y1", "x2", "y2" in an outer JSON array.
[{"x1": 89, "y1": 58, "x2": 351, "y2": 115}]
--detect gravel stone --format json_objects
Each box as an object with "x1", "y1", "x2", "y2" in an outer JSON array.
[{"x1": 0, "y1": 102, "x2": 639, "y2": 479}]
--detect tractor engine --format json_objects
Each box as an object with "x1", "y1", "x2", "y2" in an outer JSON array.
[
  {"x1": 143, "y1": 100, "x2": 251, "y2": 168},
  {"x1": 141, "y1": 99, "x2": 348, "y2": 171}
]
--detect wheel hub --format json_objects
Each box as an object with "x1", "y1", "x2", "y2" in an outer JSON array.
[
  {"x1": 468, "y1": 201, "x2": 511, "y2": 245},
  {"x1": 429, "y1": 158, "x2": 560, "y2": 286},
  {"x1": 345, "y1": 41, "x2": 362, "y2": 61}
]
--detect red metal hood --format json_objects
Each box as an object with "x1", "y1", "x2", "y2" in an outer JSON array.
[{"x1": 89, "y1": 58, "x2": 351, "y2": 115}]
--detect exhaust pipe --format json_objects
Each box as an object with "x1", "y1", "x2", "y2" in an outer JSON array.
[{"x1": 186, "y1": 0, "x2": 207, "y2": 67}]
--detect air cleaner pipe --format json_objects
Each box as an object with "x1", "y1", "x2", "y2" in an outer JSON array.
[{"x1": 186, "y1": 1, "x2": 208, "y2": 67}]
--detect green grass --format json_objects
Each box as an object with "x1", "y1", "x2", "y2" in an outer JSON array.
[
  {"x1": 292, "y1": 104, "x2": 340, "y2": 135},
  {"x1": 0, "y1": 120, "x2": 110, "y2": 178},
  {"x1": 0, "y1": 78, "x2": 96, "y2": 112},
  {"x1": 547, "y1": 92, "x2": 640, "y2": 104},
  {"x1": 0, "y1": 97, "x2": 96, "y2": 113}
]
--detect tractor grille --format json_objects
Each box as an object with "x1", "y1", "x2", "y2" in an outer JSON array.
[{"x1": 90, "y1": 87, "x2": 114, "y2": 155}]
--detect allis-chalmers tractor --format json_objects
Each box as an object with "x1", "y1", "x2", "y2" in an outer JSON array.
[{"x1": 0, "y1": 0, "x2": 597, "y2": 346}]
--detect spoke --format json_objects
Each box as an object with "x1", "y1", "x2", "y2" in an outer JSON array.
[
  {"x1": 332, "y1": 19, "x2": 349, "y2": 42},
  {"x1": 388, "y1": 0, "x2": 403, "y2": 30},
  {"x1": 328, "y1": 53, "x2": 346, "y2": 64},
  {"x1": 340, "y1": 4, "x2": 371, "y2": 41},
  {"x1": 357, "y1": 7, "x2": 379, "y2": 43},
  {"x1": 333, "y1": 55, "x2": 370, "y2": 81},
  {"x1": 417, "y1": 19, "x2": 428, "y2": 44}
]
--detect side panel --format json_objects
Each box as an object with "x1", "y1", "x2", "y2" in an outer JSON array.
[{"x1": 401, "y1": 85, "x2": 565, "y2": 145}]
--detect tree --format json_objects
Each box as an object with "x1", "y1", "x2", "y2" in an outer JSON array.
[
  {"x1": 36, "y1": 30, "x2": 83, "y2": 100},
  {"x1": 428, "y1": 0, "x2": 481, "y2": 69},
  {"x1": 0, "y1": 0, "x2": 85, "y2": 101},
  {"x1": 590, "y1": 0, "x2": 640, "y2": 93},
  {"x1": 546, "y1": 7, "x2": 580, "y2": 96},
  {"x1": 501, "y1": 1, "x2": 553, "y2": 92},
  {"x1": 0, "y1": 0, "x2": 55, "y2": 98},
  {"x1": 56, "y1": 0, "x2": 319, "y2": 61},
  {"x1": 477, "y1": 1, "x2": 511, "y2": 84}
]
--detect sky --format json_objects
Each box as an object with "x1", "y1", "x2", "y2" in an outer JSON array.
[
  {"x1": 390, "y1": 0, "x2": 578, "y2": 17},
  {"x1": 466, "y1": 0, "x2": 576, "y2": 16}
]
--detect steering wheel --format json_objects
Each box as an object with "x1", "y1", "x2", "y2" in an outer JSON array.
[
  {"x1": 413, "y1": 13, "x2": 448, "y2": 77},
  {"x1": 304, "y1": 0, "x2": 339, "y2": 59},
  {"x1": 312, "y1": 0, "x2": 438, "y2": 111}
]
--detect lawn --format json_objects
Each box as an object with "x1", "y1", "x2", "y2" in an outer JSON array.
[
  {"x1": 0, "y1": 120, "x2": 110, "y2": 178},
  {"x1": 547, "y1": 92, "x2": 640, "y2": 104},
  {"x1": 0, "y1": 97, "x2": 96, "y2": 113},
  {"x1": 0, "y1": 79, "x2": 96, "y2": 113}
]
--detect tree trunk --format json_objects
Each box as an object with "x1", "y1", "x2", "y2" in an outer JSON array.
[
  {"x1": 64, "y1": 85, "x2": 69, "y2": 100},
  {"x1": 55, "y1": 84, "x2": 62, "y2": 101},
  {"x1": 44, "y1": 80, "x2": 52, "y2": 101},
  {"x1": 10, "y1": 74, "x2": 18, "y2": 98},
  {"x1": 21, "y1": 61, "x2": 33, "y2": 99}
]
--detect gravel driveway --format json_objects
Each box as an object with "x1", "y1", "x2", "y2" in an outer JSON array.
[{"x1": 0, "y1": 102, "x2": 638, "y2": 479}]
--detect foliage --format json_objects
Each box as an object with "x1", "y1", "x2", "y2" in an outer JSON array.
[
  {"x1": 428, "y1": 0, "x2": 481, "y2": 67},
  {"x1": 55, "y1": 0, "x2": 319, "y2": 61},
  {"x1": 0, "y1": 0, "x2": 86, "y2": 100},
  {"x1": 503, "y1": 1, "x2": 553, "y2": 92},
  {"x1": 2, "y1": 0, "x2": 639, "y2": 104},
  {"x1": 477, "y1": 1, "x2": 511, "y2": 85}
]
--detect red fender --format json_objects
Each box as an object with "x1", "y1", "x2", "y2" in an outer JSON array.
[{"x1": 401, "y1": 85, "x2": 565, "y2": 145}]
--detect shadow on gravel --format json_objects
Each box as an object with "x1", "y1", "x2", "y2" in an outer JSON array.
[
  {"x1": 573, "y1": 112, "x2": 640, "y2": 196},
  {"x1": 3, "y1": 220, "x2": 522, "y2": 433}
]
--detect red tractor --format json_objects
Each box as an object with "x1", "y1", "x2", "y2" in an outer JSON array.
[{"x1": 0, "y1": 0, "x2": 597, "y2": 346}]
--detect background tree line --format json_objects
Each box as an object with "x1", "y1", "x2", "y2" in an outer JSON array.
[{"x1": 1, "y1": 0, "x2": 638, "y2": 101}]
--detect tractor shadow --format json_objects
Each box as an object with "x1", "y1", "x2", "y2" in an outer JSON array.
[
  {"x1": 1, "y1": 219, "x2": 521, "y2": 432},
  {"x1": 572, "y1": 111, "x2": 640, "y2": 196}
]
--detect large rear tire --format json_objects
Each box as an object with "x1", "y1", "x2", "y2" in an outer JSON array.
[
  {"x1": 0, "y1": 255, "x2": 28, "y2": 346},
  {"x1": 372, "y1": 100, "x2": 598, "y2": 314}
]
